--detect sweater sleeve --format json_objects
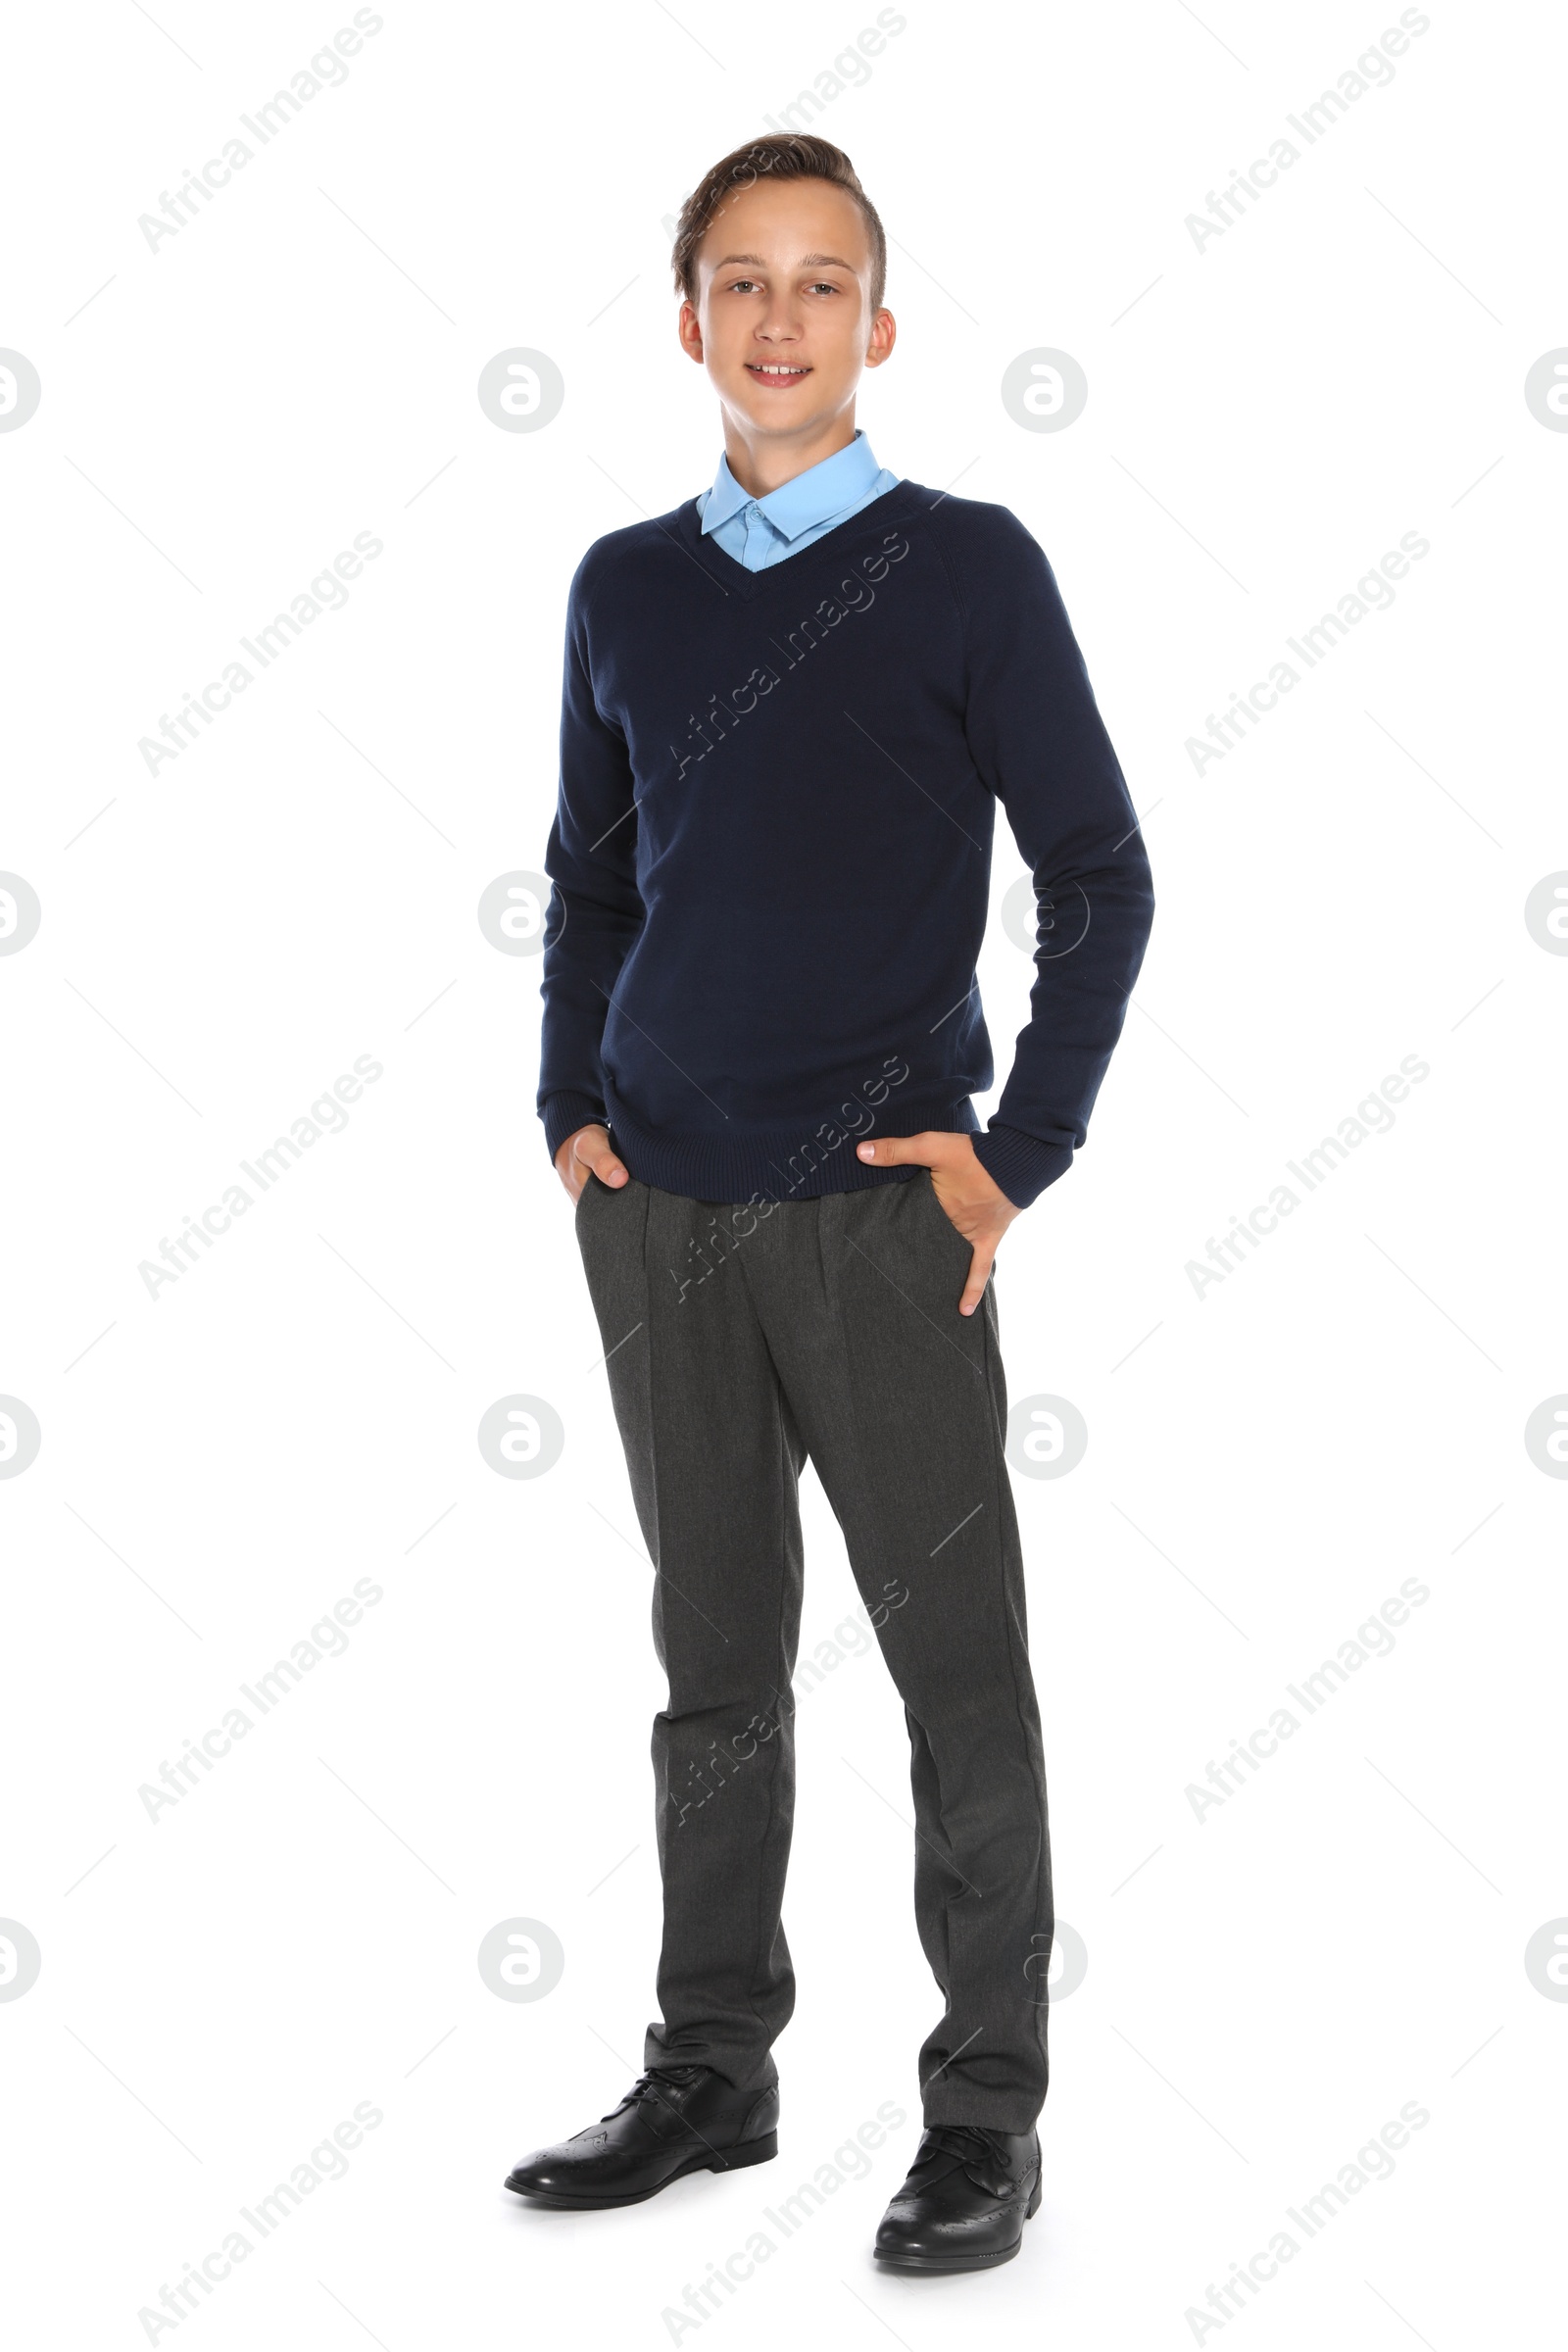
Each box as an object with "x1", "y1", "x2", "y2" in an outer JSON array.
[
  {"x1": 536, "y1": 560, "x2": 645, "y2": 1163},
  {"x1": 947, "y1": 508, "x2": 1154, "y2": 1209}
]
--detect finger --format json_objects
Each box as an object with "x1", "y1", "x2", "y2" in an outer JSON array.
[
  {"x1": 856, "y1": 1132, "x2": 932, "y2": 1168},
  {"x1": 555, "y1": 1124, "x2": 624, "y2": 1197},
  {"x1": 958, "y1": 1241, "x2": 997, "y2": 1318},
  {"x1": 579, "y1": 1134, "x2": 629, "y2": 1187}
]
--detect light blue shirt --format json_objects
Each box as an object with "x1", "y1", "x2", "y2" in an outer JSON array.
[{"x1": 696, "y1": 428, "x2": 899, "y2": 571}]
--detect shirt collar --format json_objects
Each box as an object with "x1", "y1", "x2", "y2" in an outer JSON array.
[{"x1": 700, "y1": 429, "x2": 884, "y2": 543}]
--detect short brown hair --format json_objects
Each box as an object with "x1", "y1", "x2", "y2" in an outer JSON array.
[{"x1": 671, "y1": 135, "x2": 887, "y2": 315}]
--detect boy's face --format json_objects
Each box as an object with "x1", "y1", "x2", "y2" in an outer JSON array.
[{"x1": 679, "y1": 177, "x2": 894, "y2": 448}]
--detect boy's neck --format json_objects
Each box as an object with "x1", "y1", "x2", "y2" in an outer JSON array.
[{"x1": 719, "y1": 411, "x2": 859, "y2": 501}]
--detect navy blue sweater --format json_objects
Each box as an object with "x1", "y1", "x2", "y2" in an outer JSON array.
[{"x1": 537, "y1": 482, "x2": 1153, "y2": 1209}]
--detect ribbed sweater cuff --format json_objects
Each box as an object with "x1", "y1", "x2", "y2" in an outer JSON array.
[
  {"x1": 972, "y1": 1123, "x2": 1074, "y2": 1210},
  {"x1": 541, "y1": 1091, "x2": 609, "y2": 1166}
]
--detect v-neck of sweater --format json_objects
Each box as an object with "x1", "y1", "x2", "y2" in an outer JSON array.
[{"x1": 668, "y1": 480, "x2": 933, "y2": 605}]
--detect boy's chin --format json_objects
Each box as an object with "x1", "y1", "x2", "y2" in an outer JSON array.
[{"x1": 722, "y1": 383, "x2": 838, "y2": 434}]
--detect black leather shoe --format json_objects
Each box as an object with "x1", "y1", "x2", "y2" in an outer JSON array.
[
  {"x1": 504, "y1": 2065, "x2": 778, "y2": 2209},
  {"x1": 873, "y1": 2124, "x2": 1042, "y2": 2271}
]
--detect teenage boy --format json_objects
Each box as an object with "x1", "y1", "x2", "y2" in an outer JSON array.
[{"x1": 507, "y1": 134, "x2": 1154, "y2": 2274}]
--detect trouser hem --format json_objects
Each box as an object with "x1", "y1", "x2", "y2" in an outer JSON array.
[{"x1": 920, "y1": 2092, "x2": 1045, "y2": 2133}]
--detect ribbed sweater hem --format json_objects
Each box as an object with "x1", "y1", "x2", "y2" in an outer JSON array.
[
  {"x1": 590, "y1": 1089, "x2": 981, "y2": 1204},
  {"x1": 542, "y1": 1091, "x2": 610, "y2": 1166},
  {"x1": 971, "y1": 1124, "x2": 1075, "y2": 1209}
]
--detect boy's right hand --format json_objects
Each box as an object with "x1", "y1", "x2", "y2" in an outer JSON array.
[{"x1": 554, "y1": 1122, "x2": 629, "y2": 1204}]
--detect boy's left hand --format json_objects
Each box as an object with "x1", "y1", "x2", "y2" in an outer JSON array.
[{"x1": 856, "y1": 1131, "x2": 1020, "y2": 1317}]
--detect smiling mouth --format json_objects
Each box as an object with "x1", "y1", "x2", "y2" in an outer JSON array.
[{"x1": 746, "y1": 362, "x2": 811, "y2": 382}]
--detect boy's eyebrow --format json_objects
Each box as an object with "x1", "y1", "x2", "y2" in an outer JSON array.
[{"x1": 710, "y1": 252, "x2": 858, "y2": 271}]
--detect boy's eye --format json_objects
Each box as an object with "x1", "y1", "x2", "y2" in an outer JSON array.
[{"x1": 723, "y1": 277, "x2": 841, "y2": 295}]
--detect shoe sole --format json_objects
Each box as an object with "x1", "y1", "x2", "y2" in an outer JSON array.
[
  {"x1": 872, "y1": 2175, "x2": 1042, "y2": 2272},
  {"x1": 505, "y1": 2131, "x2": 777, "y2": 2209}
]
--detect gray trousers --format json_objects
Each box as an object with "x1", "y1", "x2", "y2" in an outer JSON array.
[{"x1": 574, "y1": 1167, "x2": 1054, "y2": 2132}]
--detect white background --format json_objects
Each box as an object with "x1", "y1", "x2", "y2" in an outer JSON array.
[{"x1": 2, "y1": 1, "x2": 1564, "y2": 2345}]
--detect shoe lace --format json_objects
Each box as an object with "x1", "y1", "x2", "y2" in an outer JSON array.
[
  {"x1": 606, "y1": 2065, "x2": 704, "y2": 2121},
  {"x1": 915, "y1": 2124, "x2": 1019, "y2": 2192},
  {"x1": 921, "y1": 2124, "x2": 1010, "y2": 2166}
]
